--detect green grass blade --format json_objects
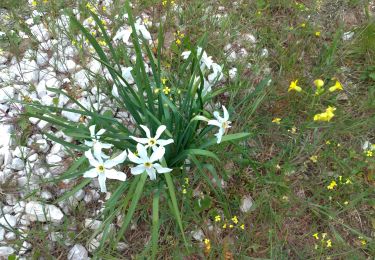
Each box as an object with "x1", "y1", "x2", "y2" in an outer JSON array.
[
  {"x1": 164, "y1": 173, "x2": 188, "y2": 248},
  {"x1": 116, "y1": 172, "x2": 147, "y2": 243},
  {"x1": 151, "y1": 188, "x2": 160, "y2": 259}
]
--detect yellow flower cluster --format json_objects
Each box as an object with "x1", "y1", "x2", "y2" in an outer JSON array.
[
  {"x1": 313, "y1": 106, "x2": 336, "y2": 122},
  {"x1": 203, "y1": 238, "x2": 211, "y2": 255},
  {"x1": 174, "y1": 30, "x2": 185, "y2": 45},
  {"x1": 181, "y1": 177, "x2": 189, "y2": 194},
  {"x1": 313, "y1": 232, "x2": 332, "y2": 249},
  {"x1": 217, "y1": 215, "x2": 245, "y2": 230},
  {"x1": 272, "y1": 118, "x2": 281, "y2": 124},
  {"x1": 288, "y1": 80, "x2": 302, "y2": 92},
  {"x1": 327, "y1": 175, "x2": 352, "y2": 190},
  {"x1": 162, "y1": 0, "x2": 175, "y2": 6}
]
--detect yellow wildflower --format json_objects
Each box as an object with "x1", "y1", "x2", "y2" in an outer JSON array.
[
  {"x1": 313, "y1": 233, "x2": 319, "y2": 240},
  {"x1": 163, "y1": 86, "x2": 171, "y2": 94},
  {"x1": 214, "y1": 215, "x2": 221, "y2": 222},
  {"x1": 102, "y1": 6, "x2": 107, "y2": 11},
  {"x1": 32, "y1": 0, "x2": 37, "y2": 6},
  {"x1": 344, "y1": 201, "x2": 349, "y2": 205},
  {"x1": 310, "y1": 155, "x2": 318, "y2": 163},
  {"x1": 326, "y1": 140, "x2": 331, "y2": 145},
  {"x1": 161, "y1": 78, "x2": 167, "y2": 85},
  {"x1": 154, "y1": 88, "x2": 160, "y2": 94},
  {"x1": 229, "y1": 224, "x2": 234, "y2": 228},
  {"x1": 43, "y1": 0, "x2": 48, "y2": 3},
  {"x1": 359, "y1": 237, "x2": 366, "y2": 246},
  {"x1": 326, "y1": 239, "x2": 332, "y2": 248},
  {"x1": 240, "y1": 224, "x2": 245, "y2": 230},
  {"x1": 222, "y1": 223, "x2": 227, "y2": 229},
  {"x1": 301, "y1": 23, "x2": 306, "y2": 27},
  {"x1": 314, "y1": 79, "x2": 325, "y2": 95},
  {"x1": 204, "y1": 238, "x2": 211, "y2": 254},
  {"x1": 231, "y1": 216, "x2": 238, "y2": 224},
  {"x1": 182, "y1": 188, "x2": 187, "y2": 194},
  {"x1": 315, "y1": 31, "x2": 321, "y2": 37},
  {"x1": 98, "y1": 40, "x2": 106, "y2": 46},
  {"x1": 313, "y1": 106, "x2": 336, "y2": 122},
  {"x1": 328, "y1": 81, "x2": 343, "y2": 92},
  {"x1": 322, "y1": 233, "x2": 327, "y2": 239},
  {"x1": 366, "y1": 150, "x2": 373, "y2": 157},
  {"x1": 345, "y1": 178, "x2": 352, "y2": 184},
  {"x1": 162, "y1": 0, "x2": 167, "y2": 6},
  {"x1": 175, "y1": 38, "x2": 181, "y2": 45},
  {"x1": 272, "y1": 118, "x2": 281, "y2": 124},
  {"x1": 327, "y1": 180, "x2": 337, "y2": 190},
  {"x1": 288, "y1": 80, "x2": 302, "y2": 92},
  {"x1": 184, "y1": 177, "x2": 189, "y2": 185}
]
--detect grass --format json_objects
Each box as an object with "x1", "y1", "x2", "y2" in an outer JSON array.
[{"x1": 1, "y1": 0, "x2": 374, "y2": 258}]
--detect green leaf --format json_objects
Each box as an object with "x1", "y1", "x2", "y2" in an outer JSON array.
[
  {"x1": 116, "y1": 172, "x2": 148, "y2": 243},
  {"x1": 171, "y1": 149, "x2": 219, "y2": 166},
  {"x1": 199, "y1": 133, "x2": 251, "y2": 149},
  {"x1": 164, "y1": 173, "x2": 188, "y2": 248},
  {"x1": 151, "y1": 188, "x2": 160, "y2": 259}
]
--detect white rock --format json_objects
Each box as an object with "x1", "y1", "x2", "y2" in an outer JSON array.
[
  {"x1": 245, "y1": 33, "x2": 257, "y2": 44},
  {"x1": 0, "y1": 228, "x2": 4, "y2": 241},
  {"x1": 2, "y1": 206, "x2": 12, "y2": 214},
  {"x1": 191, "y1": 229, "x2": 204, "y2": 241},
  {"x1": 35, "y1": 139, "x2": 50, "y2": 153},
  {"x1": 10, "y1": 158, "x2": 25, "y2": 171},
  {"x1": 261, "y1": 48, "x2": 269, "y2": 57},
  {"x1": 50, "y1": 143, "x2": 64, "y2": 156},
  {"x1": 40, "y1": 190, "x2": 53, "y2": 200},
  {"x1": 46, "y1": 154, "x2": 62, "y2": 164},
  {"x1": 12, "y1": 202, "x2": 25, "y2": 214},
  {"x1": 342, "y1": 31, "x2": 354, "y2": 41},
  {"x1": 0, "y1": 246, "x2": 14, "y2": 256},
  {"x1": 36, "y1": 80, "x2": 47, "y2": 97},
  {"x1": 29, "y1": 117, "x2": 40, "y2": 124},
  {"x1": 0, "y1": 55, "x2": 7, "y2": 65},
  {"x1": 240, "y1": 195, "x2": 254, "y2": 213},
  {"x1": 5, "y1": 232, "x2": 16, "y2": 240},
  {"x1": 84, "y1": 218, "x2": 102, "y2": 230},
  {"x1": 73, "y1": 70, "x2": 90, "y2": 89},
  {"x1": 19, "y1": 241, "x2": 31, "y2": 255},
  {"x1": 0, "y1": 86, "x2": 15, "y2": 103},
  {"x1": 30, "y1": 23, "x2": 50, "y2": 42},
  {"x1": 27, "y1": 153, "x2": 38, "y2": 162},
  {"x1": 68, "y1": 244, "x2": 89, "y2": 260},
  {"x1": 83, "y1": 190, "x2": 100, "y2": 203},
  {"x1": 0, "y1": 214, "x2": 17, "y2": 228},
  {"x1": 12, "y1": 147, "x2": 30, "y2": 158},
  {"x1": 25, "y1": 201, "x2": 64, "y2": 223},
  {"x1": 229, "y1": 68, "x2": 238, "y2": 79},
  {"x1": 56, "y1": 60, "x2": 76, "y2": 73},
  {"x1": 88, "y1": 239, "x2": 99, "y2": 253},
  {"x1": 36, "y1": 52, "x2": 49, "y2": 66},
  {"x1": 37, "y1": 119, "x2": 50, "y2": 130},
  {"x1": 61, "y1": 108, "x2": 81, "y2": 122}
]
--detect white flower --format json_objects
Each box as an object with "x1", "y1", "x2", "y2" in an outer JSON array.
[
  {"x1": 130, "y1": 125, "x2": 173, "y2": 150},
  {"x1": 363, "y1": 141, "x2": 375, "y2": 151},
  {"x1": 113, "y1": 26, "x2": 132, "y2": 44},
  {"x1": 84, "y1": 149, "x2": 127, "y2": 192},
  {"x1": 181, "y1": 47, "x2": 213, "y2": 70},
  {"x1": 128, "y1": 144, "x2": 172, "y2": 180},
  {"x1": 208, "y1": 106, "x2": 231, "y2": 144},
  {"x1": 85, "y1": 125, "x2": 113, "y2": 159},
  {"x1": 208, "y1": 63, "x2": 224, "y2": 83}
]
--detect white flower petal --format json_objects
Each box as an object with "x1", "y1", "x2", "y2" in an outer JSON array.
[
  {"x1": 208, "y1": 120, "x2": 221, "y2": 127},
  {"x1": 213, "y1": 111, "x2": 221, "y2": 120},
  {"x1": 222, "y1": 106, "x2": 229, "y2": 121},
  {"x1": 96, "y1": 128, "x2": 106, "y2": 137},
  {"x1": 215, "y1": 128, "x2": 225, "y2": 144},
  {"x1": 98, "y1": 174, "x2": 107, "y2": 193},
  {"x1": 131, "y1": 164, "x2": 146, "y2": 175},
  {"x1": 84, "y1": 140, "x2": 94, "y2": 147},
  {"x1": 105, "y1": 169, "x2": 127, "y2": 181},
  {"x1": 93, "y1": 143, "x2": 104, "y2": 163},
  {"x1": 153, "y1": 163, "x2": 172, "y2": 173},
  {"x1": 150, "y1": 146, "x2": 165, "y2": 162},
  {"x1": 89, "y1": 125, "x2": 96, "y2": 138},
  {"x1": 146, "y1": 167, "x2": 157, "y2": 180},
  {"x1": 136, "y1": 143, "x2": 148, "y2": 160},
  {"x1": 83, "y1": 168, "x2": 98, "y2": 178},
  {"x1": 140, "y1": 125, "x2": 151, "y2": 138},
  {"x1": 128, "y1": 149, "x2": 145, "y2": 164},
  {"x1": 84, "y1": 150, "x2": 100, "y2": 167},
  {"x1": 101, "y1": 143, "x2": 113, "y2": 149},
  {"x1": 130, "y1": 136, "x2": 149, "y2": 144},
  {"x1": 156, "y1": 139, "x2": 174, "y2": 147},
  {"x1": 155, "y1": 125, "x2": 166, "y2": 139},
  {"x1": 104, "y1": 150, "x2": 127, "y2": 168}
]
